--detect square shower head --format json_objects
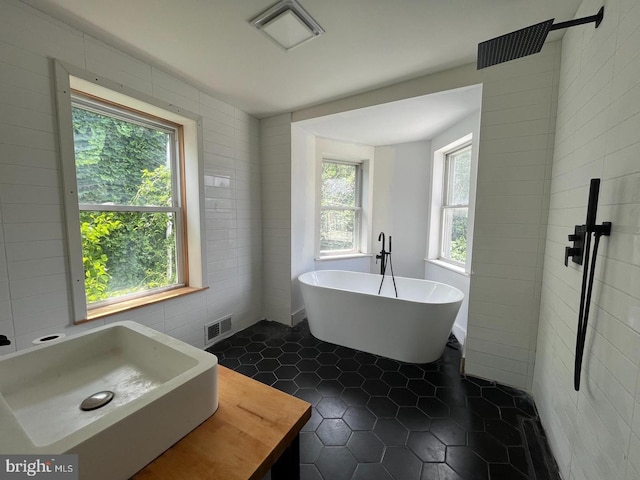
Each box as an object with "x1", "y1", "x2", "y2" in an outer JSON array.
[{"x1": 477, "y1": 19, "x2": 554, "y2": 69}]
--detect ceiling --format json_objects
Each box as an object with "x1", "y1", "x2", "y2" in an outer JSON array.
[
  {"x1": 25, "y1": 0, "x2": 583, "y2": 119},
  {"x1": 296, "y1": 84, "x2": 482, "y2": 146}
]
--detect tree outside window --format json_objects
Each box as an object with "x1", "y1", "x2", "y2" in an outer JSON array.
[
  {"x1": 320, "y1": 160, "x2": 362, "y2": 255},
  {"x1": 72, "y1": 94, "x2": 184, "y2": 306},
  {"x1": 441, "y1": 145, "x2": 471, "y2": 265}
]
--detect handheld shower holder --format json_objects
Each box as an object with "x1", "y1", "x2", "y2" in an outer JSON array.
[
  {"x1": 566, "y1": 178, "x2": 612, "y2": 391},
  {"x1": 565, "y1": 222, "x2": 612, "y2": 266}
]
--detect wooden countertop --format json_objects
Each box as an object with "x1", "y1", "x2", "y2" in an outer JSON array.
[{"x1": 133, "y1": 366, "x2": 312, "y2": 480}]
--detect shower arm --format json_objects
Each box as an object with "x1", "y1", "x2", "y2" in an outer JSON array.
[
  {"x1": 477, "y1": 6, "x2": 604, "y2": 70},
  {"x1": 549, "y1": 6, "x2": 604, "y2": 32}
]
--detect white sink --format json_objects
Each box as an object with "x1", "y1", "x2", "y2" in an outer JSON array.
[{"x1": 0, "y1": 321, "x2": 218, "y2": 479}]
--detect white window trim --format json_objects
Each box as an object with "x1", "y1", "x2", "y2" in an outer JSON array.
[
  {"x1": 440, "y1": 143, "x2": 471, "y2": 267},
  {"x1": 53, "y1": 60, "x2": 207, "y2": 323},
  {"x1": 319, "y1": 158, "x2": 363, "y2": 256},
  {"x1": 316, "y1": 154, "x2": 373, "y2": 259},
  {"x1": 427, "y1": 133, "x2": 475, "y2": 275}
]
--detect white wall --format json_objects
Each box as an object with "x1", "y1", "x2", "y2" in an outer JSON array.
[
  {"x1": 289, "y1": 134, "x2": 375, "y2": 321},
  {"x1": 533, "y1": 0, "x2": 640, "y2": 479},
  {"x1": 372, "y1": 141, "x2": 430, "y2": 279},
  {"x1": 260, "y1": 114, "x2": 292, "y2": 325},
  {"x1": 424, "y1": 111, "x2": 481, "y2": 344},
  {"x1": 0, "y1": 0, "x2": 262, "y2": 353},
  {"x1": 464, "y1": 43, "x2": 562, "y2": 390},
  {"x1": 291, "y1": 125, "x2": 316, "y2": 320}
]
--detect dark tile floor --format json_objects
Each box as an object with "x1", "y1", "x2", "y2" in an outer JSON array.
[{"x1": 207, "y1": 320, "x2": 539, "y2": 480}]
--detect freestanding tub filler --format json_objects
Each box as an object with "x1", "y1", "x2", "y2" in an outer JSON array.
[{"x1": 298, "y1": 270, "x2": 464, "y2": 363}]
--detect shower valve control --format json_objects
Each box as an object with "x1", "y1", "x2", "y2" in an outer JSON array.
[{"x1": 565, "y1": 225, "x2": 586, "y2": 266}]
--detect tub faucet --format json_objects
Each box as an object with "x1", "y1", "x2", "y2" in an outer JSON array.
[
  {"x1": 375, "y1": 232, "x2": 398, "y2": 297},
  {"x1": 376, "y1": 232, "x2": 387, "y2": 275},
  {"x1": 0, "y1": 335, "x2": 10, "y2": 346}
]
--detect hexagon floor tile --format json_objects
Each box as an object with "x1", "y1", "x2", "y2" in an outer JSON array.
[{"x1": 207, "y1": 320, "x2": 547, "y2": 480}]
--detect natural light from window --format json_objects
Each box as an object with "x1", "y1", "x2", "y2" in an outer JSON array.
[
  {"x1": 320, "y1": 160, "x2": 362, "y2": 255},
  {"x1": 71, "y1": 93, "x2": 185, "y2": 307},
  {"x1": 440, "y1": 144, "x2": 471, "y2": 265}
]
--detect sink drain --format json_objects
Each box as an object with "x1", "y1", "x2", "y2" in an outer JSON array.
[{"x1": 80, "y1": 391, "x2": 114, "y2": 411}]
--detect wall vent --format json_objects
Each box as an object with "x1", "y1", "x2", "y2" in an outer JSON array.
[{"x1": 205, "y1": 316, "x2": 232, "y2": 345}]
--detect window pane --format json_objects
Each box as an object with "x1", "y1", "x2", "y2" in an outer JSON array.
[
  {"x1": 447, "y1": 147, "x2": 471, "y2": 205},
  {"x1": 441, "y1": 208, "x2": 468, "y2": 264},
  {"x1": 321, "y1": 162, "x2": 357, "y2": 208},
  {"x1": 72, "y1": 106, "x2": 173, "y2": 207},
  {"x1": 320, "y1": 209, "x2": 355, "y2": 252},
  {"x1": 80, "y1": 210, "x2": 178, "y2": 304}
]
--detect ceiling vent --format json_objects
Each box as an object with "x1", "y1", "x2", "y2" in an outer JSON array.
[{"x1": 250, "y1": 0, "x2": 324, "y2": 51}]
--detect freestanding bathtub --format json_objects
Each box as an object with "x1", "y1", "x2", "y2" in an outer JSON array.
[{"x1": 298, "y1": 270, "x2": 464, "y2": 363}]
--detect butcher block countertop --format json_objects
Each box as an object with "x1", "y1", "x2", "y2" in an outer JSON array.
[{"x1": 133, "y1": 366, "x2": 312, "y2": 480}]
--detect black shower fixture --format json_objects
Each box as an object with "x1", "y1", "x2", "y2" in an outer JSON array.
[
  {"x1": 565, "y1": 179, "x2": 611, "y2": 391},
  {"x1": 477, "y1": 6, "x2": 604, "y2": 69}
]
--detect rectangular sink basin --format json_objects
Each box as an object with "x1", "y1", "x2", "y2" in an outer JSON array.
[{"x1": 0, "y1": 321, "x2": 218, "y2": 479}]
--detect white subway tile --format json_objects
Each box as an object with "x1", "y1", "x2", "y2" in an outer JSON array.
[
  {"x1": 0, "y1": 163, "x2": 59, "y2": 187},
  {"x1": 3, "y1": 222, "x2": 63, "y2": 243},
  {"x1": 5, "y1": 239, "x2": 65, "y2": 262},
  {"x1": 1, "y1": 204, "x2": 62, "y2": 224},
  {"x1": 0, "y1": 143, "x2": 58, "y2": 169},
  {"x1": 605, "y1": 110, "x2": 640, "y2": 155},
  {"x1": 152, "y1": 83, "x2": 200, "y2": 116},
  {"x1": 13, "y1": 304, "x2": 71, "y2": 337},
  {"x1": 10, "y1": 273, "x2": 67, "y2": 299},
  {"x1": 0, "y1": 124, "x2": 56, "y2": 151},
  {"x1": 202, "y1": 116, "x2": 235, "y2": 138},
  {"x1": 465, "y1": 363, "x2": 527, "y2": 389},
  {"x1": 482, "y1": 87, "x2": 554, "y2": 113},
  {"x1": 200, "y1": 92, "x2": 234, "y2": 117},
  {"x1": 0, "y1": 1, "x2": 84, "y2": 65},
  {"x1": 84, "y1": 36, "x2": 153, "y2": 95},
  {"x1": 467, "y1": 323, "x2": 531, "y2": 350},
  {"x1": 0, "y1": 81, "x2": 52, "y2": 116}
]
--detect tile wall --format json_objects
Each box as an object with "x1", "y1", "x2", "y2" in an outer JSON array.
[
  {"x1": 0, "y1": 0, "x2": 262, "y2": 353},
  {"x1": 533, "y1": 0, "x2": 640, "y2": 479},
  {"x1": 260, "y1": 113, "x2": 292, "y2": 325},
  {"x1": 465, "y1": 43, "x2": 562, "y2": 390}
]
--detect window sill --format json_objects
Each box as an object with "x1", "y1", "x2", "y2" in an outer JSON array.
[
  {"x1": 315, "y1": 253, "x2": 374, "y2": 261},
  {"x1": 78, "y1": 286, "x2": 209, "y2": 324},
  {"x1": 425, "y1": 258, "x2": 469, "y2": 276}
]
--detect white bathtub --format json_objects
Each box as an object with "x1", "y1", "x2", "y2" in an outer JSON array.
[{"x1": 298, "y1": 270, "x2": 464, "y2": 363}]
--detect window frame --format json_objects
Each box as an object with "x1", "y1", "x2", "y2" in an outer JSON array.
[
  {"x1": 439, "y1": 143, "x2": 472, "y2": 267},
  {"x1": 319, "y1": 158, "x2": 363, "y2": 257},
  {"x1": 54, "y1": 60, "x2": 207, "y2": 323},
  {"x1": 71, "y1": 91, "x2": 188, "y2": 309}
]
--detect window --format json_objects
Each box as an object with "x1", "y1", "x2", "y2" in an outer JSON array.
[
  {"x1": 319, "y1": 159, "x2": 362, "y2": 255},
  {"x1": 54, "y1": 60, "x2": 206, "y2": 323},
  {"x1": 440, "y1": 144, "x2": 471, "y2": 265},
  {"x1": 71, "y1": 92, "x2": 185, "y2": 308}
]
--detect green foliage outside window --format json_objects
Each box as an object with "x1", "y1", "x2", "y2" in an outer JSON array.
[
  {"x1": 450, "y1": 212, "x2": 468, "y2": 263},
  {"x1": 72, "y1": 103, "x2": 179, "y2": 304},
  {"x1": 442, "y1": 145, "x2": 471, "y2": 265},
  {"x1": 320, "y1": 161, "x2": 359, "y2": 252}
]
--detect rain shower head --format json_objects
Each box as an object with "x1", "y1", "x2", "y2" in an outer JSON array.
[{"x1": 477, "y1": 6, "x2": 604, "y2": 69}]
